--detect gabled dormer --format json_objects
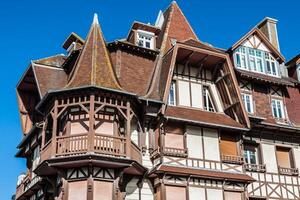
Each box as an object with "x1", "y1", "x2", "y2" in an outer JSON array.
[
  {"x1": 127, "y1": 21, "x2": 160, "y2": 50},
  {"x1": 230, "y1": 27, "x2": 285, "y2": 78},
  {"x1": 160, "y1": 39, "x2": 250, "y2": 129}
]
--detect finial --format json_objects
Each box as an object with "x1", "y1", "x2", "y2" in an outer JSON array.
[{"x1": 93, "y1": 13, "x2": 99, "y2": 25}]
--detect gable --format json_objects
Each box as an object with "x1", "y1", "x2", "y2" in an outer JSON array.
[
  {"x1": 230, "y1": 28, "x2": 284, "y2": 63},
  {"x1": 242, "y1": 34, "x2": 271, "y2": 53}
]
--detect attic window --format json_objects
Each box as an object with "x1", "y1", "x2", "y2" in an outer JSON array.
[{"x1": 136, "y1": 30, "x2": 154, "y2": 49}]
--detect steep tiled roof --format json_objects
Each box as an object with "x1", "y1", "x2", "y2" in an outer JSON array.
[
  {"x1": 32, "y1": 63, "x2": 68, "y2": 97},
  {"x1": 66, "y1": 14, "x2": 122, "y2": 91},
  {"x1": 235, "y1": 69, "x2": 294, "y2": 86},
  {"x1": 181, "y1": 38, "x2": 225, "y2": 54},
  {"x1": 146, "y1": 1, "x2": 199, "y2": 100},
  {"x1": 34, "y1": 54, "x2": 66, "y2": 68},
  {"x1": 229, "y1": 28, "x2": 285, "y2": 63}
]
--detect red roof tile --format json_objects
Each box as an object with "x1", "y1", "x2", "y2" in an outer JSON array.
[{"x1": 165, "y1": 106, "x2": 246, "y2": 130}]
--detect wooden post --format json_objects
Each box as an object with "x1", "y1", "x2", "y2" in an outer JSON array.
[
  {"x1": 51, "y1": 99, "x2": 58, "y2": 156},
  {"x1": 126, "y1": 101, "x2": 131, "y2": 158},
  {"x1": 88, "y1": 95, "x2": 95, "y2": 152},
  {"x1": 41, "y1": 119, "x2": 46, "y2": 148},
  {"x1": 87, "y1": 176, "x2": 93, "y2": 200},
  {"x1": 160, "y1": 124, "x2": 165, "y2": 156}
]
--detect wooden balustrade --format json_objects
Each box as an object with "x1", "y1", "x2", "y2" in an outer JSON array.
[
  {"x1": 244, "y1": 163, "x2": 266, "y2": 172},
  {"x1": 55, "y1": 133, "x2": 127, "y2": 157},
  {"x1": 15, "y1": 175, "x2": 41, "y2": 200},
  {"x1": 56, "y1": 133, "x2": 89, "y2": 156},
  {"x1": 221, "y1": 154, "x2": 244, "y2": 164},
  {"x1": 278, "y1": 166, "x2": 299, "y2": 176},
  {"x1": 94, "y1": 133, "x2": 126, "y2": 156},
  {"x1": 163, "y1": 147, "x2": 188, "y2": 157},
  {"x1": 131, "y1": 141, "x2": 142, "y2": 164}
]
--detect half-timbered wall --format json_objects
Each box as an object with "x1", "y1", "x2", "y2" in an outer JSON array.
[
  {"x1": 172, "y1": 64, "x2": 223, "y2": 112},
  {"x1": 157, "y1": 176, "x2": 245, "y2": 200}
]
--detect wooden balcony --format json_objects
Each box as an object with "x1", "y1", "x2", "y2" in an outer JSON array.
[
  {"x1": 162, "y1": 147, "x2": 188, "y2": 157},
  {"x1": 15, "y1": 175, "x2": 41, "y2": 200},
  {"x1": 278, "y1": 166, "x2": 299, "y2": 176},
  {"x1": 56, "y1": 133, "x2": 126, "y2": 157},
  {"x1": 244, "y1": 163, "x2": 266, "y2": 172},
  {"x1": 221, "y1": 154, "x2": 244, "y2": 164}
]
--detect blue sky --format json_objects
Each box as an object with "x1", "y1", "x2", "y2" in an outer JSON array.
[{"x1": 0, "y1": 0, "x2": 299, "y2": 198}]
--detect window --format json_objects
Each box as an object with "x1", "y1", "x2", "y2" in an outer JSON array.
[
  {"x1": 166, "y1": 186, "x2": 187, "y2": 200},
  {"x1": 276, "y1": 147, "x2": 294, "y2": 168},
  {"x1": 169, "y1": 80, "x2": 217, "y2": 112},
  {"x1": 234, "y1": 46, "x2": 279, "y2": 77},
  {"x1": 168, "y1": 81, "x2": 176, "y2": 106},
  {"x1": 249, "y1": 49, "x2": 264, "y2": 73},
  {"x1": 296, "y1": 64, "x2": 300, "y2": 81},
  {"x1": 236, "y1": 47, "x2": 248, "y2": 69},
  {"x1": 224, "y1": 191, "x2": 242, "y2": 200},
  {"x1": 137, "y1": 30, "x2": 154, "y2": 49},
  {"x1": 203, "y1": 86, "x2": 215, "y2": 112},
  {"x1": 244, "y1": 144, "x2": 259, "y2": 164},
  {"x1": 271, "y1": 99, "x2": 284, "y2": 119},
  {"x1": 241, "y1": 93, "x2": 253, "y2": 113},
  {"x1": 265, "y1": 52, "x2": 278, "y2": 76}
]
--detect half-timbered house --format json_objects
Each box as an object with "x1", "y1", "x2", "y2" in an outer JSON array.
[{"x1": 14, "y1": 2, "x2": 300, "y2": 200}]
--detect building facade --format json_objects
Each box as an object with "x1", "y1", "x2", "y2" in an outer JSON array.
[{"x1": 14, "y1": 2, "x2": 300, "y2": 200}]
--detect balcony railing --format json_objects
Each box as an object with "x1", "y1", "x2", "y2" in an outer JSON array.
[
  {"x1": 162, "y1": 147, "x2": 188, "y2": 157},
  {"x1": 56, "y1": 133, "x2": 126, "y2": 157},
  {"x1": 15, "y1": 175, "x2": 41, "y2": 200},
  {"x1": 278, "y1": 166, "x2": 299, "y2": 176},
  {"x1": 221, "y1": 154, "x2": 244, "y2": 164},
  {"x1": 244, "y1": 163, "x2": 266, "y2": 172}
]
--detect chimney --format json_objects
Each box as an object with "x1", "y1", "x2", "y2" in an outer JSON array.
[{"x1": 257, "y1": 17, "x2": 280, "y2": 51}]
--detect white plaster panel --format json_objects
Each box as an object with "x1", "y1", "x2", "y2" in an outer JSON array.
[
  {"x1": 203, "y1": 128, "x2": 220, "y2": 161},
  {"x1": 206, "y1": 189, "x2": 223, "y2": 200},
  {"x1": 261, "y1": 143, "x2": 278, "y2": 173},
  {"x1": 189, "y1": 187, "x2": 205, "y2": 200},
  {"x1": 178, "y1": 80, "x2": 190, "y2": 106},
  {"x1": 186, "y1": 126, "x2": 203, "y2": 159},
  {"x1": 293, "y1": 147, "x2": 300, "y2": 169},
  {"x1": 190, "y1": 83, "x2": 202, "y2": 108}
]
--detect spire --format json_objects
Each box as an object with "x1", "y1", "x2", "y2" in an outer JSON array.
[
  {"x1": 67, "y1": 14, "x2": 122, "y2": 90},
  {"x1": 158, "y1": 1, "x2": 199, "y2": 53},
  {"x1": 93, "y1": 13, "x2": 99, "y2": 25}
]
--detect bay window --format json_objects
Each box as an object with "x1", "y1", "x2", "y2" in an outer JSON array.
[
  {"x1": 265, "y1": 52, "x2": 278, "y2": 76},
  {"x1": 234, "y1": 46, "x2": 279, "y2": 77},
  {"x1": 235, "y1": 47, "x2": 248, "y2": 69},
  {"x1": 271, "y1": 99, "x2": 284, "y2": 119}
]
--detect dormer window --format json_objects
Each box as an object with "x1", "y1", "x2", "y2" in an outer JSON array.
[
  {"x1": 136, "y1": 30, "x2": 154, "y2": 49},
  {"x1": 234, "y1": 46, "x2": 279, "y2": 77},
  {"x1": 265, "y1": 52, "x2": 278, "y2": 76}
]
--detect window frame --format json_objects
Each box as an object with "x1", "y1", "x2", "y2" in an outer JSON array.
[
  {"x1": 234, "y1": 46, "x2": 280, "y2": 77},
  {"x1": 271, "y1": 98, "x2": 285, "y2": 119},
  {"x1": 241, "y1": 93, "x2": 254, "y2": 114},
  {"x1": 202, "y1": 85, "x2": 216, "y2": 112},
  {"x1": 243, "y1": 143, "x2": 260, "y2": 165},
  {"x1": 168, "y1": 81, "x2": 177, "y2": 106},
  {"x1": 136, "y1": 30, "x2": 154, "y2": 49}
]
